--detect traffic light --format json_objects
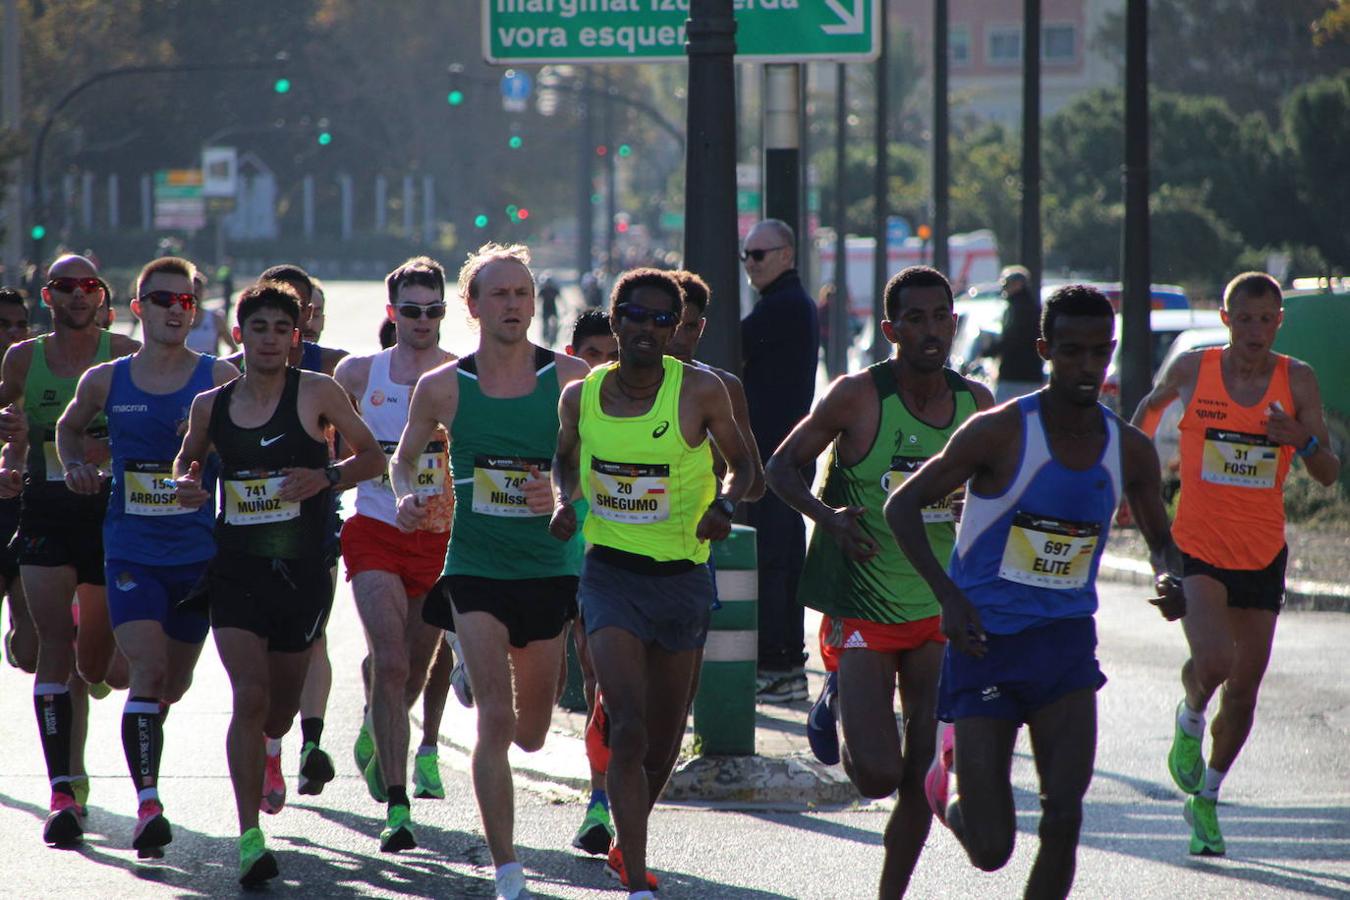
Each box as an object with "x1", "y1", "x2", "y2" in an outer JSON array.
[
  {"x1": 617, "y1": 144, "x2": 632, "y2": 158},
  {"x1": 507, "y1": 135, "x2": 523, "y2": 150},
  {"x1": 473, "y1": 214, "x2": 489, "y2": 228},
  {"x1": 273, "y1": 77, "x2": 291, "y2": 94},
  {"x1": 506, "y1": 204, "x2": 519, "y2": 220},
  {"x1": 595, "y1": 145, "x2": 608, "y2": 157},
  {"x1": 447, "y1": 89, "x2": 465, "y2": 106},
  {"x1": 29, "y1": 224, "x2": 46, "y2": 241},
  {"x1": 614, "y1": 212, "x2": 631, "y2": 234},
  {"x1": 317, "y1": 131, "x2": 332, "y2": 146},
  {"x1": 516, "y1": 207, "x2": 530, "y2": 221}
]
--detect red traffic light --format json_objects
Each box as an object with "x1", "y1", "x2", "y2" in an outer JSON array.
[
  {"x1": 595, "y1": 145, "x2": 608, "y2": 157},
  {"x1": 517, "y1": 207, "x2": 530, "y2": 220}
]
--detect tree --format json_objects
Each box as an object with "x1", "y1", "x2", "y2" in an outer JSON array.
[{"x1": 1282, "y1": 71, "x2": 1350, "y2": 267}]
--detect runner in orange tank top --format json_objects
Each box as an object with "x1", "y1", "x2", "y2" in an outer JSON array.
[{"x1": 1133, "y1": 271, "x2": 1340, "y2": 857}]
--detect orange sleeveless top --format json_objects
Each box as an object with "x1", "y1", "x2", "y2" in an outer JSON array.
[{"x1": 1173, "y1": 348, "x2": 1294, "y2": 570}]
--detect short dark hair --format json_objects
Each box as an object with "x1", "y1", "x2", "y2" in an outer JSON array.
[
  {"x1": 236, "y1": 280, "x2": 301, "y2": 328},
  {"x1": 1223, "y1": 271, "x2": 1282, "y2": 309},
  {"x1": 1041, "y1": 284, "x2": 1115, "y2": 345},
  {"x1": 883, "y1": 266, "x2": 953, "y2": 320},
  {"x1": 136, "y1": 256, "x2": 197, "y2": 297},
  {"x1": 0, "y1": 287, "x2": 25, "y2": 308},
  {"x1": 386, "y1": 255, "x2": 446, "y2": 304},
  {"x1": 609, "y1": 267, "x2": 684, "y2": 314},
  {"x1": 378, "y1": 319, "x2": 396, "y2": 349},
  {"x1": 571, "y1": 309, "x2": 613, "y2": 348},
  {"x1": 259, "y1": 264, "x2": 313, "y2": 302},
  {"x1": 672, "y1": 270, "x2": 711, "y2": 313}
]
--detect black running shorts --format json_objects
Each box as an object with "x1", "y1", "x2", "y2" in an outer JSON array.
[
  {"x1": 1181, "y1": 544, "x2": 1287, "y2": 614},
  {"x1": 437, "y1": 574, "x2": 577, "y2": 649},
  {"x1": 199, "y1": 550, "x2": 334, "y2": 653}
]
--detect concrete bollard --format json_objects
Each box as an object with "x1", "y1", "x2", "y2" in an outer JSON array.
[
  {"x1": 559, "y1": 630, "x2": 587, "y2": 712},
  {"x1": 693, "y1": 524, "x2": 758, "y2": 755}
]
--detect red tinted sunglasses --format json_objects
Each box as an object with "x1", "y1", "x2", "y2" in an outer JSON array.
[
  {"x1": 140, "y1": 291, "x2": 197, "y2": 311},
  {"x1": 46, "y1": 277, "x2": 104, "y2": 294}
]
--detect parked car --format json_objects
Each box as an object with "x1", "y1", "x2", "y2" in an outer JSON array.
[
  {"x1": 1148, "y1": 326, "x2": 1230, "y2": 490},
  {"x1": 1100, "y1": 309, "x2": 1224, "y2": 410}
]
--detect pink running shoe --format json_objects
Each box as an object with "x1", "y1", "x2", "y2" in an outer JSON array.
[
  {"x1": 925, "y1": 720, "x2": 955, "y2": 826},
  {"x1": 43, "y1": 790, "x2": 84, "y2": 846},
  {"x1": 260, "y1": 749, "x2": 286, "y2": 815}
]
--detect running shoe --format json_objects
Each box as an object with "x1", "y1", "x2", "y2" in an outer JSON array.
[
  {"x1": 132, "y1": 799, "x2": 172, "y2": 859},
  {"x1": 606, "y1": 842, "x2": 659, "y2": 892},
  {"x1": 238, "y1": 826, "x2": 278, "y2": 887},
  {"x1": 755, "y1": 669, "x2": 808, "y2": 704},
  {"x1": 87, "y1": 680, "x2": 111, "y2": 700},
  {"x1": 363, "y1": 754, "x2": 389, "y2": 803},
  {"x1": 70, "y1": 776, "x2": 90, "y2": 816},
  {"x1": 42, "y1": 790, "x2": 84, "y2": 847},
  {"x1": 3, "y1": 627, "x2": 16, "y2": 667},
  {"x1": 297, "y1": 741, "x2": 335, "y2": 796},
  {"x1": 1183, "y1": 794, "x2": 1226, "y2": 856},
  {"x1": 806, "y1": 671, "x2": 840, "y2": 765},
  {"x1": 1168, "y1": 701, "x2": 1205, "y2": 795},
  {"x1": 260, "y1": 749, "x2": 286, "y2": 815},
  {"x1": 450, "y1": 657, "x2": 474, "y2": 708},
  {"x1": 353, "y1": 720, "x2": 375, "y2": 773},
  {"x1": 494, "y1": 862, "x2": 529, "y2": 900},
  {"x1": 585, "y1": 697, "x2": 611, "y2": 774},
  {"x1": 571, "y1": 800, "x2": 614, "y2": 856},
  {"x1": 380, "y1": 804, "x2": 417, "y2": 853},
  {"x1": 413, "y1": 751, "x2": 445, "y2": 800},
  {"x1": 925, "y1": 720, "x2": 955, "y2": 827}
]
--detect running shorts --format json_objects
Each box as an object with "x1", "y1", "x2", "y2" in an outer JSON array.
[
  {"x1": 105, "y1": 558, "x2": 210, "y2": 643},
  {"x1": 819, "y1": 614, "x2": 945, "y2": 672},
  {"x1": 14, "y1": 513, "x2": 105, "y2": 586},
  {"x1": 341, "y1": 513, "x2": 449, "y2": 600},
  {"x1": 440, "y1": 574, "x2": 577, "y2": 648},
  {"x1": 195, "y1": 550, "x2": 333, "y2": 653},
  {"x1": 578, "y1": 551, "x2": 713, "y2": 653},
  {"x1": 1181, "y1": 544, "x2": 1286, "y2": 615}
]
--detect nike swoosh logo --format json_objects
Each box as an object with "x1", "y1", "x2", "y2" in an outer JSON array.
[
  {"x1": 260, "y1": 434, "x2": 285, "y2": 447},
  {"x1": 305, "y1": 609, "x2": 326, "y2": 643}
]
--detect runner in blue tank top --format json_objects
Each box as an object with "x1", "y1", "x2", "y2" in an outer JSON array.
[
  {"x1": 58, "y1": 256, "x2": 240, "y2": 858},
  {"x1": 885, "y1": 285, "x2": 1185, "y2": 898}
]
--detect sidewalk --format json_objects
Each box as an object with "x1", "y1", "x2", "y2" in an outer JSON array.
[{"x1": 1097, "y1": 551, "x2": 1350, "y2": 612}]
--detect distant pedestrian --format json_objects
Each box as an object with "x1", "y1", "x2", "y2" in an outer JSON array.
[
  {"x1": 991, "y1": 265, "x2": 1043, "y2": 402},
  {"x1": 740, "y1": 218, "x2": 819, "y2": 703},
  {"x1": 538, "y1": 274, "x2": 561, "y2": 347}
]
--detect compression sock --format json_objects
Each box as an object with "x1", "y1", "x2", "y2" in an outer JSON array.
[
  {"x1": 589, "y1": 788, "x2": 609, "y2": 810},
  {"x1": 122, "y1": 696, "x2": 163, "y2": 803},
  {"x1": 300, "y1": 716, "x2": 324, "y2": 747},
  {"x1": 387, "y1": 784, "x2": 410, "y2": 812},
  {"x1": 34, "y1": 682, "x2": 74, "y2": 791}
]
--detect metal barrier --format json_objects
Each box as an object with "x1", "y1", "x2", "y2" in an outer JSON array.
[{"x1": 692, "y1": 524, "x2": 758, "y2": 755}]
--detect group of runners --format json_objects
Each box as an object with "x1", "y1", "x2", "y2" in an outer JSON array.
[{"x1": 0, "y1": 244, "x2": 1335, "y2": 900}]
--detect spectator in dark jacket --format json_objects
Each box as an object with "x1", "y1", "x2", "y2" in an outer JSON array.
[{"x1": 992, "y1": 265, "x2": 1044, "y2": 402}]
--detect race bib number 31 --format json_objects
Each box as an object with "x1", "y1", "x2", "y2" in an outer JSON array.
[
  {"x1": 999, "y1": 512, "x2": 1100, "y2": 590},
  {"x1": 223, "y1": 469, "x2": 298, "y2": 525},
  {"x1": 882, "y1": 456, "x2": 958, "y2": 523},
  {"x1": 124, "y1": 459, "x2": 188, "y2": 516},
  {"x1": 590, "y1": 457, "x2": 670, "y2": 524},
  {"x1": 1201, "y1": 428, "x2": 1278, "y2": 489},
  {"x1": 472, "y1": 454, "x2": 547, "y2": 517}
]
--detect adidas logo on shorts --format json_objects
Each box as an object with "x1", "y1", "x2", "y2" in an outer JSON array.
[{"x1": 843, "y1": 630, "x2": 867, "y2": 649}]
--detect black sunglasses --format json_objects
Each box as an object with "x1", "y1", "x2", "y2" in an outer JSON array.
[
  {"x1": 46, "y1": 276, "x2": 104, "y2": 294},
  {"x1": 618, "y1": 303, "x2": 678, "y2": 328},
  {"x1": 397, "y1": 303, "x2": 447, "y2": 320},
  {"x1": 140, "y1": 291, "x2": 196, "y2": 311},
  {"x1": 739, "y1": 245, "x2": 787, "y2": 263}
]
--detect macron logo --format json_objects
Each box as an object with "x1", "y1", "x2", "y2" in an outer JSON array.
[
  {"x1": 260, "y1": 434, "x2": 285, "y2": 447},
  {"x1": 110, "y1": 403, "x2": 148, "y2": 413}
]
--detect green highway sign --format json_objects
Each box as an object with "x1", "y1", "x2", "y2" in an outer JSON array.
[{"x1": 483, "y1": 0, "x2": 878, "y2": 64}]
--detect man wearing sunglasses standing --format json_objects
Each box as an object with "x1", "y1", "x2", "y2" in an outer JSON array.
[
  {"x1": 0, "y1": 254, "x2": 140, "y2": 846},
  {"x1": 57, "y1": 256, "x2": 240, "y2": 857},
  {"x1": 549, "y1": 269, "x2": 755, "y2": 898},
  {"x1": 334, "y1": 257, "x2": 457, "y2": 852},
  {"x1": 740, "y1": 219, "x2": 820, "y2": 704},
  {"x1": 392, "y1": 243, "x2": 588, "y2": 900}
]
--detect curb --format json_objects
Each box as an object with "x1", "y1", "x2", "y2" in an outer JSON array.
[
  {"x1": 1098, "y1": 553, "x2": 1350, "y2": 613},
  {"x1": 663, "y1": 752, "x2": 860, "y2": 809}
]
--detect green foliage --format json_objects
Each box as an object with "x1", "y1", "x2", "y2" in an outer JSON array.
[
  {"x1": 1282, "y1": 71, "x2": 1350, "y2": 266},
  {"x1": 948, "y1": 123, "x2": 1020, "y2": 255}
]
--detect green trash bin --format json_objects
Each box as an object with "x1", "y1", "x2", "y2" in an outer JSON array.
[{"x1": 693, "y1": 524, "x2": 757, "y2": 755}]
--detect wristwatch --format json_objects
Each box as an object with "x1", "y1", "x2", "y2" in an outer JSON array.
[
  {"x1": 324, "y1": 462, "x2": 341, "y2": 486},
  {"x1": 1296, "y1": 434, "x2": 1320, "y2": 459},
  {"x1": 710, "y1": 495, "x2": 736, "y2": 519}
]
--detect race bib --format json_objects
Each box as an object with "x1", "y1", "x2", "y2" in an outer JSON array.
[
  {"x1": 123, "y1": 459, "x2": 188, "y2": 516},
  {"x1": 376, "y1": 440, "x2": 448, "y2": 497},
  {"x1": 42, "y1": 441, "x2": 63, "y2": 482},
  {"x1": 472, "y1": 454, "x2": 548, "y2": 517},
  {"x1": 1201, "y1": 428, "x2": 1278, "y2": 489},
  {"x1": 590, "y1": 457, "x2": 670, "y2": 524},
  {"x1": 222, "y1": 469, "x2": 298, "y2": 525},
  {"x1": 881, "y1": 456, "x2": 960, "y2": 524},
  {"x1": 999, "y1": 512, "x2": 1100, "y2": 590}
]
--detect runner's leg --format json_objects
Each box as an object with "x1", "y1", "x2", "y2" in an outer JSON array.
[
  {"x1": 880, "y1": 641, "x2": 944, "y2": 898},
  {"x1": 1024, "y1": 687, "x2": 1097, "y2": 900},
  {"x1": 1206, "y1": 607, "x2": 1277, "y2": 774},
  {"x1": 951, "y1": 717, "x2": 1019, "y2": 872}
]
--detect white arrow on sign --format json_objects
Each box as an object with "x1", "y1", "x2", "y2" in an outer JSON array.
[{"x1": 822, "y1": 0, "x2": 865, "y2": 36}]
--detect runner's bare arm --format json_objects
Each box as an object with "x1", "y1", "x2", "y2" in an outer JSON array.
[
  {"x1": 320, "y1": 346, "x2": 348, "y2": 376},
  {"x1": 215, "y1": 312, "x2": 239, "y2": 350},
  {"x1": 1120, "y1": 424, "x2": 1187, "y2": 620},
  {"x1": 548, "y1": 380, "x2": 584, "y2": 541},
  {"x1": 722, "y1": 371, "x2": 766, "y2": 501},
  {"x1": 1272, "y1": 361, "x2": 1340, "y2": 486},
  {"x1": 697, "y1": 368, "x2": 754, "y2": 506},
  {"x1": 173, "y1": 389, "x2": 217, "y2": 509},
  {"x1": 278, "y1": 373, "x2": 380, "y2": 501},
  {"x1": 0, "y1": 341, "x2": 34, "y2": 467},
  {"x1": 211, "y1": 358, "x2": 241, "y2": 387},
  {"x1": 329, "y1": 355, "x2": 371, "y2": 462},
  {"x1": 391, "y1": 364, "x2": 458, "y2": 528},
  {"x1": 767, "y1": 374, "x2": 879, "y2": 562},
  {"x1": 1131, "y1": 350, "x2": 1201, "y2": 437},
  {"x1": 966, "y1": 377, "x2": 997, "y2": 411},
  {"x1": 109, "y1": 333, "x2": 141, "y2": 356},
  {"x1": 55, "y1": 362, "x2": 114, "y2": 494}
]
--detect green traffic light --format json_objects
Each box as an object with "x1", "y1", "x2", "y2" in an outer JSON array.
[
  {"x1": 30, "y1": 224, "x2": 46, "y2": 240},
  {"x1": 447, "y1": 89, "x2": 464, "y2": 106},
  {"x1": 508, "y1": 135, "x2": 523, "y2": 150},
  {"x1": 506, "y1": 205, "x2": 519, "y2": 218},
  {"x1": 274, "y1": 78, "x2": 291, "y2": 94},
  {"x1": 317, "y1": 131, "x2": 332, "y2": 146},
  {"x1": 590, "y1": 193, "x2": 602, "y2": 205},
  {"x1": 474, "y1": 214, "x2": 489, "y2": 228},
  {"x1": 618, "y1": 144, "x2": 632, "y2": 158}
]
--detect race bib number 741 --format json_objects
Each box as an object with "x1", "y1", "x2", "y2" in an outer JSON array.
[{"x1": 223, "y1": 469, "x2": 298, "y2": 525}]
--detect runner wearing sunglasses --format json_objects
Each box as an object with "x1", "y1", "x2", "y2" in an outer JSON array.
[
  {"x1": 333, "y1": 256, "x2": 457, "y2": 852},
  {"x1": 391, "y1": 243, "x2": 588, "y2": 900},
  {"x1": 56, "y1": 256, "x2": 240, "y2": 858},
  {"x1": 0, "y1": 253, "x2": 140, "y2": 847},
  {"x1": 548, "y1": 268, "x2": 756, "y2": 898}
]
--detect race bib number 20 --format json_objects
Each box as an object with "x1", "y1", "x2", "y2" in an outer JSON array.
[{"x1": 590, "y1": 457, "x2": 670, "y2": 524}]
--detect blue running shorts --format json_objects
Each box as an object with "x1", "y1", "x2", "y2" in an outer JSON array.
[{"x1": 105, "y1": 558, "x2": 211, "y2": 643}]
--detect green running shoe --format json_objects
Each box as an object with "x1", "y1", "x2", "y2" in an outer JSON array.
[
  {"x1": 298, "y1": 741, "x2": 335, "y2": 796},
  {"x1": 1168, "y1": 701, "x2": 1205, "y2": 794},
  {"x1": 1184, "y1": 794, "x2": 1225, "y2": 856},
  {"x1": 413, "y1": 752, "x2": 445, "y2": 800},
  {"x1": 380, "y1": 804, "x2": 417, "y2": 853},
  {"x1": 238, "y1": 827, "x2": 278, "y2": 886},
  {"x1": 69, "y1": 777, "x2": 90, "y2": 817},
  {"x1": 363, "y1": 753, "x2": 388, "y2": 803},
  {"x1": 571, "y1": 800, "x2": 614, "y2": 856},
  {"x1": 353, "y1": 721, "x2": 374, "y2": 773}
]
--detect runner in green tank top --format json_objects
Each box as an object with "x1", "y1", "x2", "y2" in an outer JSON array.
[
  {"x1": 0, "y1": 254, "x2": 139, "y2": 848},
  {"x1": 390, "y1": 244, "x2": 590, "y2": 900},
  {"x1": 766, "y1": 266, "x2": 993, "y2": 898}
]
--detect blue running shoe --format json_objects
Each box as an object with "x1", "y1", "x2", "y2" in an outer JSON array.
[{"x1": 807, "y1": 671, "x2": 840, "y2": 765}]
